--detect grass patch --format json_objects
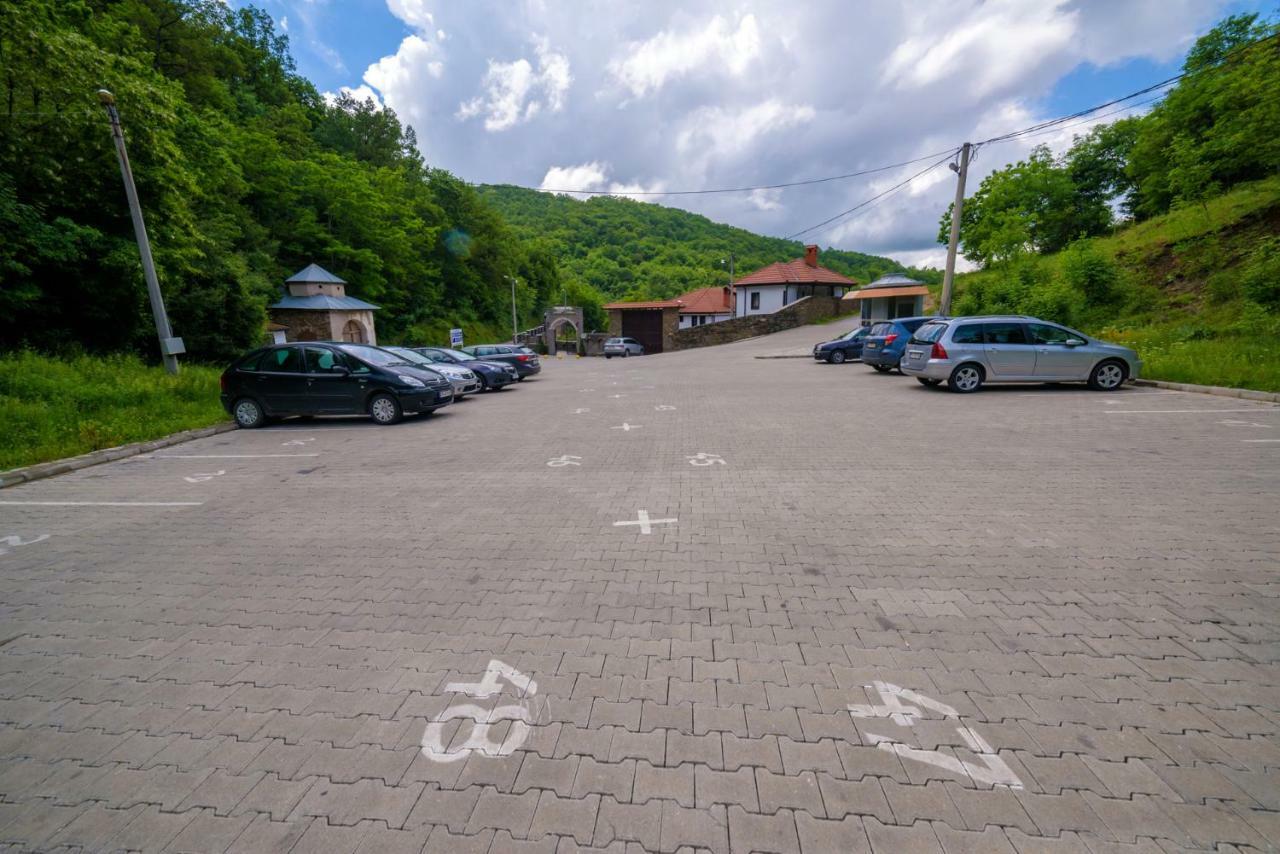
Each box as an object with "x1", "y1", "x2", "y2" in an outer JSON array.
[
  {"x1": 1100, "y1": 318, "x2": 1280, "y2": 393},
  {"x1": 0, "y1": 351, "x2": 228, "y2": 471}
]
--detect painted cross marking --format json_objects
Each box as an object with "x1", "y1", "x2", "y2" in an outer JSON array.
[
  {"x1": 547, "y1": 455, "x2": 582, "y2": 467},
  {"x1": 655, "y1": 405, "x2": 676, "y2": 411},
  {"x1": 282, "y1": 437, "x2": 316, "y2": 446},
  {"x1": 611, "y1": 423, "x2": 641, "y2": 431},
  {"x1": 613, "y1": 510, "x2": 676, "y2": 535},
  {"x1": 183, "y1": 470, "x2": 226, "y2": 484},
  {"x1": 687, "y1": 453, "x2": 726, "y2": 466},
  {"x1": 572, "y1": 408, "x2": 590, "y2": 414},
  {"x1": 608, "y1": 394, "x2": 626, "y2": 399},
  {"x1": 579, "y1": 388, "x2": 595, "y2": 393}
]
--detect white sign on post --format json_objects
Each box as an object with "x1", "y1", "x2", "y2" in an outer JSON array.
[{"x1": 450, "y1": 328, "x2": 464, "y2": 347}]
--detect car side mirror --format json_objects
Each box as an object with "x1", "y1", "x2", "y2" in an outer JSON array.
[
  {"x1": 1064, "y1": 339, "x2": 1085, "y2": 347},
  {"x1": 331, "y1": 365, "x2": 350, "y2": 375}
]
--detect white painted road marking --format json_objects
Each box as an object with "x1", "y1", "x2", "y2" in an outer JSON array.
[
  {"x1": 1219, "y1": 420, "x2": 1272, "y2": 428},
  {"x1": 1243, "y1": 439, "x2": 1280, "y2": 443},
  {"x1": 183, "y1": 470, "x2": 226, "y2": 483},
  {"x1": 573, "y1": 408, "x2": 590, "y2": 414},
  {"x1": 849, "y1": 681, "x2": 1023, "y2": 790},
  {"x1": 687, "y1": 453, "x2": 726, "y2": 466},
  {"x1": 0, "y1": 501, "x2": 203, "y2": 507},
  {"x1": 282, "y1": 437, "x2": 316, "y2": 446},
  {"x1": 422, "y1": 660, "x2": 537, "y2": 763},
  {"x1": 0, "y1": 534, "x2": 50, "y2": 556},
  {"x1": 613, "y1": 510, "x2": 676, "y2": 535},
  {"x1": 655, "y1": 405, "x2": 676, "y2": 411},
  {"x1": 1105, "y1": 408, "x2": 1279, "y2": 414},
  {"x1": 547, "y1": 455, "x2": 582, "y2": 467},
  {"x1": 610, "y1": 423, "x2": 641, "y2": 431}
]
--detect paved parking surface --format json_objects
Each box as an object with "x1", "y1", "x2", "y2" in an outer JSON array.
[{"x1": 1, "y1": 319, "x2": 1278, "y2": 853}]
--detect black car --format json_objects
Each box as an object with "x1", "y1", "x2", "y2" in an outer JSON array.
[
  {"x1": 220, "y1": 342, "x2": 454, "y2": 428},
  {"x1": 413, "y1": 346, "x2": 518, "y2": 391},
  {"x1": 813, "y1": 326, "x2": 869, "y2": 363},
  {"x1": 463, "y1": 344, "x2": 541, "y2": 380}
]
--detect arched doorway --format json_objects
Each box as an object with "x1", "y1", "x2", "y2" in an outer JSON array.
[
  {"x1": 342, "y1": 319, "x2": 366, "y2": 343},
  {"x1": 548, "y1": 318, "x2": 580, "y2": 354}
]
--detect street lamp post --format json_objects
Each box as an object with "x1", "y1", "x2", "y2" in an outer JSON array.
[
  {"x1": 720, "y1": 254, "x2": 736, "y2": 317},
  {"x1": 97, "y1": 89, "x2": 184, "y2": 375},
  {"x1": 506, "y1": 276, "x2": 519, "y2": 342}
]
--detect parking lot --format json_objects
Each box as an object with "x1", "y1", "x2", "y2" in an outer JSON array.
[{"x1": 1, "y1": 318, "x2": 1278, "y2": 853}]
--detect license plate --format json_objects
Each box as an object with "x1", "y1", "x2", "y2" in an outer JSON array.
[
  {"x1": 909, "y1": 352, "x2": 923, "y2": 360},
  {"x1": 866, "y1": 343, "x2": 878, "y2": 349}
]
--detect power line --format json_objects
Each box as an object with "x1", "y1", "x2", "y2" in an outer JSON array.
[
  {"x1": 534, "y1": 147, "x2": 962, "y2": 197},
  {"x1": 784, "y1": 152, "x2": 958, "y2": 241}
]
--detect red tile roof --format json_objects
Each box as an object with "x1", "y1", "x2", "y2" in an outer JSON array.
[
  {"x1": 603, "y1": 299, "x2": 684, "y2": 310},
  {"x1": 675, "y1": 286, "x2": 733, "y2": 314},
  {"x1": 734, "y1": 258, "x2": 858, "y2": 287}
]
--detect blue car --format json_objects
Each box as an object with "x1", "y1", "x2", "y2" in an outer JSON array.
[
  {"x1": 812, "y1": 326, "x2": 869, "y2": 363},
  {"x1": 861, "y1": 317, "x2": 933, "y2": 372}
]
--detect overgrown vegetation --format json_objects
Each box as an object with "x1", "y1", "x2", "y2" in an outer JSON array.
[
  {"x1": 0, "y1": 351, "x2": 227, "y2": 470},
  {"x1": 947, "y1": 14, "x2": 1280, "y2": 392}
]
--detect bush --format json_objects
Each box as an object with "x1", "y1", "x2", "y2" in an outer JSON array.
[
  {"x1": 1061, "y1": 243, "x2": 1119, "y2": 305},
  {"x1": 1241, "y1": 236, "x2": 1280, "y2": 310}
]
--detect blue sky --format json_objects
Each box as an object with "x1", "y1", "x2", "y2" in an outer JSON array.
[{"x1": 237, "y1": 0, "x2": 1273, "y2": 268}]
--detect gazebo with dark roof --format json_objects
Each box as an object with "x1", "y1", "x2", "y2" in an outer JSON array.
[{"x1": 268, "y1": 263, "x2": 380, "y2": 344}]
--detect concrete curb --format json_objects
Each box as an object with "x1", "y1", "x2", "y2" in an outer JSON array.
[
  {"x1": 754, "y1": 354, "x2": 813, "y2": 360},
  {"x1": 1133, "y1": 378, "x2": 1280, "y2": 403},
  {"x1": 0, "y1": 422, "x2": 237, "y2": 490}
]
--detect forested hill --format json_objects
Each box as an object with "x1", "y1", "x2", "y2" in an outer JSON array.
[{"x1": 479, "y1": 185, "x2": 936, "y2": 303}]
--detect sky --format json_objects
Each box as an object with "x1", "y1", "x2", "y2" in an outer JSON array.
[{"x1": 242, "y1": 0, "x2": 1270, "y2": 271}]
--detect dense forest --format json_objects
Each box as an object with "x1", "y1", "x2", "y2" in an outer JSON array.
[
  {"x1": 479, "y1": 185, "x2": 934, "y2": 329},
  {"x1": 1, "y1": 0, "x2": 568, "y2": 359}
]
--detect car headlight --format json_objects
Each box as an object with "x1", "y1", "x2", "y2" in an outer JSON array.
[{"x1": 398, "y1": 374, "x2": 425, "y2": 387}]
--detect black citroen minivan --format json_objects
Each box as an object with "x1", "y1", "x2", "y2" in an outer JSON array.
[{"x1": 220, "y1": 342, "x2": 454, "y2": 427}]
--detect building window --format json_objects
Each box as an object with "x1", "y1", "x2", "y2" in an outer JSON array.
[
  {"x1": 749, "y1": 292, "x2": 760, "y2": 310},
  {"x1": 782, "y1": 289, "x2": 789, "y2": 307}
]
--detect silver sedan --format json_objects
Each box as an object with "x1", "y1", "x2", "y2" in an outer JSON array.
[{"x1": 900, "y1": 315, "x2": 1141, "y2": 393}]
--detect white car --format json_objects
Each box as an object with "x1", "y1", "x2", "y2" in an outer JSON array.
[
  {"x1": 604, "y1": 337, "x2": 644, "y2": 358},
  {"x1": 385, "y1": 346, "x2": 480, "y2": 398}
]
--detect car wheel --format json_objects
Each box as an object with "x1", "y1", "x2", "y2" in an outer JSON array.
[
  {"x1": 917, "y1": 378, "x2": 942, "y2": 387},
  {"x1": 829, "y1": 350, "x2": 846, "y2": 364},
  {"x1": 948, "y1": 363, "x2": 984, "y2": 393},
  {"x1": 368, "y1": 392, "x2": 403, "y2": 425},
  {"x1": 474, "y1": 374, "x2": 488, "y2": 392},
  {"x1": 605, "y1": 355, "x2": 612, "y2": 359},
  {"x1": 1088, "y1": 359, "x2": 1126, "y2": 391},
  {"x1": 623, "y1": 350, "x2": 629, "y2": 358},
  {"x1": 232, "y1": 397, "x2": 266, "y2": 429},
  {"x1": 872, "y1": 365, "x2": 891, "y2": 373}
]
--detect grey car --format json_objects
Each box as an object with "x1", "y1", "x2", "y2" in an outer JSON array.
[
  {"x1": 384, "y1": 346, "x2": 480, "y2": 398},
  {"x1": 900, "y1": 315, "x2": 1141, "y2": 393},
  {"x1": 604, "y1": 337, "x2": 644, "y2": 358}
]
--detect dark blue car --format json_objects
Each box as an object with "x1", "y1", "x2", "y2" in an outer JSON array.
[
  {"x1": 812, "y1": 326, "x2": 869, "y2": 363},
  {"x1": 861, "y1": 317, "x2": 933, "y2": 372}
]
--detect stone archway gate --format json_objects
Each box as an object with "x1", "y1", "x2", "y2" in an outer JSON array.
[{"x1": 543, "y1": 306, "x2": 583, "y2": 354}]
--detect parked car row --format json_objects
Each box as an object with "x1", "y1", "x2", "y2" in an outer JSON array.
[
  {"x1": 814, "y1": 315, "x2": 1142, "y2": 393},
  {"x1": 220, "y1": 340, "x2": 540, "y2": 427}
]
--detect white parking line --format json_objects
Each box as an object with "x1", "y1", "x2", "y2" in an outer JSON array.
[
  {"x1": 152, "y1": 454, "x2": 320, "y2": 458},
  {"x1": 1242, "y1": 439, "x2": 1280, "y2": 443},
  {"x1": 1104, "y1": 408, "x2": 1280, "y2": 414},
  {"x1": 0, "y1": 501, "x2": 204, "y2": 507}
]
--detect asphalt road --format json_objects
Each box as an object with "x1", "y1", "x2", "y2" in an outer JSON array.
[{"x1": 1, "y1": 319, "x2": 1278, "y2": 853}]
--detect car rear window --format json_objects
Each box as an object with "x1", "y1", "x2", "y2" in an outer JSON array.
[
  {"x1": 868, "y1": 323, "x2": 894, "y2": 337},
  {"x1": 950, "y1": 324, "x2": 983, "y2": 344},
  {"x1": 910, "y1": 322, "x2": 947, "y2": 344},
  {"x1": 900, "y1": 318, "x2": 928, "y2": 333}
]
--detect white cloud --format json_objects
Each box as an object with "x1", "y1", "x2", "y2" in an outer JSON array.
[
  {"x1": 386, "y1": 0, "x2": 434, "y2": 30},
  {"x1": 676, "y1": 99, "x2": 816, "y2": 159},
  {"x1": 364, "y1": 34, "x2": 443, "y2": 100},
  {"x1": 322, "y1": 84, "x2": 385, "y2": 108},
  {"x1": 608, "y1": 13, "x2": 761, "y2": 98},
  {"x1": 279, "y1": 15, "x2": 289, "y2": 31},
  {"x1": 749, "y1": 188, "x2": 783, "y2": 212},
  {"x1": 458, "y1": 38, "x2": 572, "y2": 131},
  {"x1": 883, "y1": 0, "x2": 1077, "y2": 98},
  {"x1": 539, "y1": 162, "x2": 665, "y2": 201}
]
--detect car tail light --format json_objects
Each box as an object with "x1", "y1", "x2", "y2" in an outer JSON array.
[
  {"x1": 931, "y1": 342, "x2": 948, "y2": 359},
  {"x1": 884, "y1": 334, "x2": 898, "y2": 346},
  {"x1": 516, "y1": 354, "x2": 530, "y2": 361},
  {"x1": 220, "y1": 374, "x2": 227, "y2": 392}
]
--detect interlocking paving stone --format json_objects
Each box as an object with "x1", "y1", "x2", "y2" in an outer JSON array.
[{"x1": 0, "y1": 319, "x2": 1277, "y2": 852}]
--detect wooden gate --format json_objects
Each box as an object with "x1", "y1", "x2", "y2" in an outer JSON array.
[{"x1": 621, "y1": 309, "x2": 664, "y2": 354}]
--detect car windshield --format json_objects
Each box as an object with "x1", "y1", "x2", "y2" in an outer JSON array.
[
  {"x1": 606, "y1": 338, "x2": 623, "y2": 344},
  {"x1": 435, "y1": 348, "x2": 472, "y2": 361},
  {"x1": 910, "y1": 322, "x2": 947, "y2": 344},
  {"x1": 337, "y1": 344, "x2": 409, "y2": 367},
  {"x1": 386, "y1": 347, "x2": 434, "y2": 365},
  {"x1": 840, "y1": 328, "x2": 866, "y2": 341}
]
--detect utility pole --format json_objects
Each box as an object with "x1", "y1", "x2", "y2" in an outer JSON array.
[
  {"x1": 97, "y1": 90, "x2": 183, "y2": 374},
  {"x1": 939, "y1": 141, "x2": 971, "y2": 318},
  {"x1": 722, "y1": 253, "x2": 736, "y2": 316},
  {"x1": 507, "y1": 276, "x2": 519, "y2": 342}
]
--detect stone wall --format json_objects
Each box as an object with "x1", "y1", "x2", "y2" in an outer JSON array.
[
  {"x1": 270, "y1": 309, "x2": 331, "y2": 342},
  {"x1": 670, "y1": 296, "x2": 856, "y2": 351}
]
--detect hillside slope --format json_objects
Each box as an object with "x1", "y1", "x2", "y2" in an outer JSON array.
[
  {"x1": 480, "y1": 185, "x2": 937, "y2": 303},
  {"x1": 950, "y1": 176, "x2": 1280, "y2": 392}
]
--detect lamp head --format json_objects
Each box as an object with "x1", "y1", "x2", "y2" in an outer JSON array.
[{"x1": 96, "y1": 89, "x2": 116, "y2": 106}]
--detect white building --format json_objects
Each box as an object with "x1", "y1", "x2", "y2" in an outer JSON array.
[
  {"x1": 676, "y1": 286, "x2": 734, "y2": 329},
  {"x1": 842, "y1": 274, "x2": 930, "y2": 324},
  {"x1": 731, "y1": 245, "x2": 856, "y2": 318}
]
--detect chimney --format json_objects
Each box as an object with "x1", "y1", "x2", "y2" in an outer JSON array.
[{"x1": 804, "y1": 244, "x2": 818, "y2": 267}]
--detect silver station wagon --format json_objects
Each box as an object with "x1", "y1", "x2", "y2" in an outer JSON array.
[{"x1": 900, "y1": 315, "x2": 1141, "y2": 393}]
